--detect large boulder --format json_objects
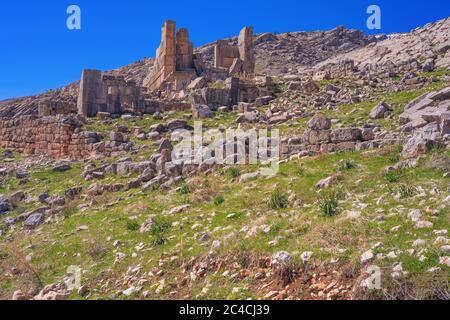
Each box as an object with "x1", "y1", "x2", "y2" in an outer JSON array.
[
  {"x1": 370, "y1": 102, "x2": 390, "y2": 119},
  {"x1": 53, "y1": 163, "x2": 71, "y2": 172},
  {"x1": 307, "y1": 115, "x2": 331, "y2": 130},
  {"x1": 0, "y1": 195, "x2": 11, "y2": 214},
  {"x1": 401, "y1": 136, "x2": 436, "y2": 159},
  {"x1": 24, "y1": 213, "x2": 44, "y2": 230},
  {"x1": 166, "y1": 119, "x2": 187, "y2": 131},
  {"x1": 192, "y1": 104, "x2": 213, "y2": 119},
  {"x1": 9, "y1": 191, "x2": 25, "y2": 207},
  {"x1": 187, "y1": 77, "x2": 208, "y2": 91}
]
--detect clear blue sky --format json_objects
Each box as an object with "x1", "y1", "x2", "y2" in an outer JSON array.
[{"x1": 0, "y1": 0, "x2": 449, "y2": 100}]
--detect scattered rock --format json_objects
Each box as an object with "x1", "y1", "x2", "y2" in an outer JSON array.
[
  {"x1": 53, "y1": 163, "x2": 72, "y2": 172},
  {"x1": 369, "y1": 102, "x2": 390, "y2": 119},
  {"x1": 140, "y1": 216, "x2": 155, "y2": 233},
  {"x1": 361, "y1": 250, "x2": 374, "y2": 264}
]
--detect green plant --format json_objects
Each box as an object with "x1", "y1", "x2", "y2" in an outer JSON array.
[
  {"x1": 319, "y1": 193, "x2": 340, "y2": 217},
  {"x1": 384, "y1": 169, "x2": 402, "y2": 183},
  {"x1": 429, "y1": 143, "x2": 445, "y2": 155},
  {"x1": 339, "y1": 159, "x2": 356, "y2": 170},
  {"x1": 398, "y1": 184, "x2": 416, "y2": 199},
  {"x1": 388, "y1": 154, "x2": 400, "y2": 164},
  {"x1": 214, "y1": 195, "x2": 225, "y2": 206},
  {"x1": 150, "y1": 218, "x2": 172, "y2": 246},
  {"x1": 178, "y1": 183, "x2": 190, "y2": 195},
  {"x1": 227, "y1": 167, "x2": 241, "y2": 179},
  {"x1": 297, "y1": 167, "x2": 306, "y2": 176},
  {"x1": 62, "y1": 207, "x2": 78, "y2": 219},
  {"x1": 268, "y1": 189, "x2": 289, "y2": 210},
  {"x1": 125, "y1": 220, "x2": 140, "y2": 232}
]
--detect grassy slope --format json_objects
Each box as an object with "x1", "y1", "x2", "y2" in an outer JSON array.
[{"x1": 0, "y1": 73, "x2": 449, "y2": 300}]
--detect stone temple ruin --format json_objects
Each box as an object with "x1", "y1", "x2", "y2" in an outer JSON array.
[
  {"x1": 77, "y1": 20, "x2": 262, "y2": 119},
  {"x1": 143, "y1": 20, "x2": 201, "y2": 93},
  {"x1": 0, "y1": 20, "x2": 265, "y2": 160},
  {"x1": 77, "y1": 70, "x2": 145, "y2": 117},
  {"x1": 214, "y1": 26, "x2": 255, "y2": 77}
]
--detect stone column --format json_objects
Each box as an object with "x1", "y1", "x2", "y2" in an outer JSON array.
[
  {"x1": 238, "y1": 27, "x2": 255, "y2": 76},
  {"x1": 77, "y1": 69, "x2": 103, "y2": 117}
]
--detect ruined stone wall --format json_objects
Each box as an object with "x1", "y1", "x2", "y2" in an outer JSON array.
[
  {"x1": 176, "y1": 29, "x2": 194, "y2": 71},
  {"x1": 214, "y1": 40, "x2": 240, "y2": 69},
  {"x1": 0, "y1": 115, "x2": 100, "y2": 159},
  {"x1": 238, "y1": 27, "x2": 255, "y2": 76},
  {"x1": 213, "y1": 27, "x2": 255, "y2": 76},
  {"x1": 77, "y1": 70, "x2": 145, "y2": 117},
  {"x1": 144, "y1": 20, "x2": 196, "y2": 93},
  {"x1": 281, "y1": 127, "x2": 378, "y2": 158},
  {"x1": 145, "y1": 20, "x2": 177, "y2": 92},
  {"x1": 77, "y1": 69, "x2": 103, "y2": 117},
  {"x1": 137, "y1": 100, "x2": 191, "y2": 114},
  {"x1": 39, "y1": 100, "x2": 78, "y2": 117}
]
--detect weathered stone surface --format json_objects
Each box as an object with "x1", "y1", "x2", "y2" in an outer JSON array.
[
  {"x1": 166, "y1": 119, "x2": 187, "y2": 131},
  {"x1": 9, "y1": 191, "x2": 25, "y2": 207},
  {"x1": 192, "y1": 104, "x2": 213, "y2": 119},
  {"x1": 65, "y1": 186, "x2": 82, "y2": 200},
  {"x1": 330, "y1": 128, "x2": 362, "y2": 143},
  {"x1": 238, "y1": 26, "x2": 255, "y2": 75},
  {"x1": 401, "y1": 136, "x2": 436, "y2": 159},
  {"x1": 0, "y1": 195, "x2": 11, "y2": 214},
  {"x1": 370, "y1": 102, "x2": 390, "y2": 119},
  {"x1": 214, "y1": 26, "x2": 255, "y2": 77},
  {"x1": 400, "y1": 87, "x2": 450, "y2": 136},
  {"x1": 187, "y1": 77, "x2": 208, "y2": 91},
  {"x1": 307, "y1": 115, "x2": 331, "y2": 130},
  {"x1": 0, "y1": 115, "x2": 100, "y2": 159},
  {"x1": 24, "y1": 213, "x2": 44, "y2": 230},
  {"x1": 144, "y1": 20, "x2": 197, "y2": 93},
  {"x1": 140, "y1": 215, "x2": 155, "y2": 233},
  {"x1": 304, "y1": 130, "x2": 331, "y2": 145},
  {"x1": 53, "y1": 163, "x2": 71, "y2": 172}
]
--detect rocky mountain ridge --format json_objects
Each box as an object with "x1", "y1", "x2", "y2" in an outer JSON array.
[{"x1": 2, "y1": 18, "x2": 449, "y2": 113}]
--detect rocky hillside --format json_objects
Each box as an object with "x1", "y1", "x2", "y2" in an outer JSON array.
[
  {"x1": 0, "y1": 18, "x2": 449, "y2": 301},
  {"x1": 313, "y1": 18, "x2": 450, "y2": 74},
  {"x1": 2, "y1": 18, "x2": 449, "y2": 112},
  {"x1": 196, "y1": 26, "x2": 381, "y2": 75}
]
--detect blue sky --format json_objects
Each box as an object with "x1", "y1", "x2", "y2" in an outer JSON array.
[{"x1": 0, "y1": 0, "x2": 449, "y2": 100}]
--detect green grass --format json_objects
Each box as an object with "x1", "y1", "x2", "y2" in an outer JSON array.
[
  {"x1": 268, "y1": 189, "x2": 289, "y2": 210},
  {"x1": 0, "y1": 79, "x2": 449, "y2": 299}
]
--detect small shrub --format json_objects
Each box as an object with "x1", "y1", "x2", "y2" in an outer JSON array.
[
  {"x1": 62, "y1": 207, "x2": 78, "y2": 219},
  {"x1": 384, "y1": 169, "x2": 402, "y2": 183},
  {"x1": 319, "y1": 193, "x2": 339, "y2": 217},
  {"x1": 388, "y1": 154, "x2": 400, "y2": 164},
  {"x1": 297, "y1": 168, "x2": 306, "y2": 176},
  {"x1": 268, "y1": 189, "x2": 289, "y2": 210},
  {"x1": 178, "y1": 183, "x2": 190, "y2": 195},
  {"x1": 339, "y1": 159, "x2": 356, "y2": 170},
  {"x1": 429, "y1": 143, "x2": 445, "y2": 155},
  {"x1": 227, "y1": 167, "x2": 241, "y2": 179},
  {"x1": 86, "y1": 239, "x2": 108, "y2": 260},
  {"x1": 214, "y1": 195, "x2": 225, "y2": 206},
  {"x1": 150, "y1": 218, "x2": 172, "y2": 246},
  {"x1": 126, "y1": 220, "x2": 140, "y2": 232},
  {"x1": 398, "y1": 184, "x2": 416, "y2": 199}
]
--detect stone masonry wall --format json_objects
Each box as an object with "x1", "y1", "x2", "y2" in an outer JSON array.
[
  {"x1": 281, "y1": 116, "x2": 378, "y2": 158},
  {"x1": 0, "y1": 115, "x2": 100, "y2": 160}
]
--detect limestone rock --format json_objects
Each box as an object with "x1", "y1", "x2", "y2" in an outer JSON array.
[{"x1": 370, "y1": 102, "x2": 390, "y2": 119}]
